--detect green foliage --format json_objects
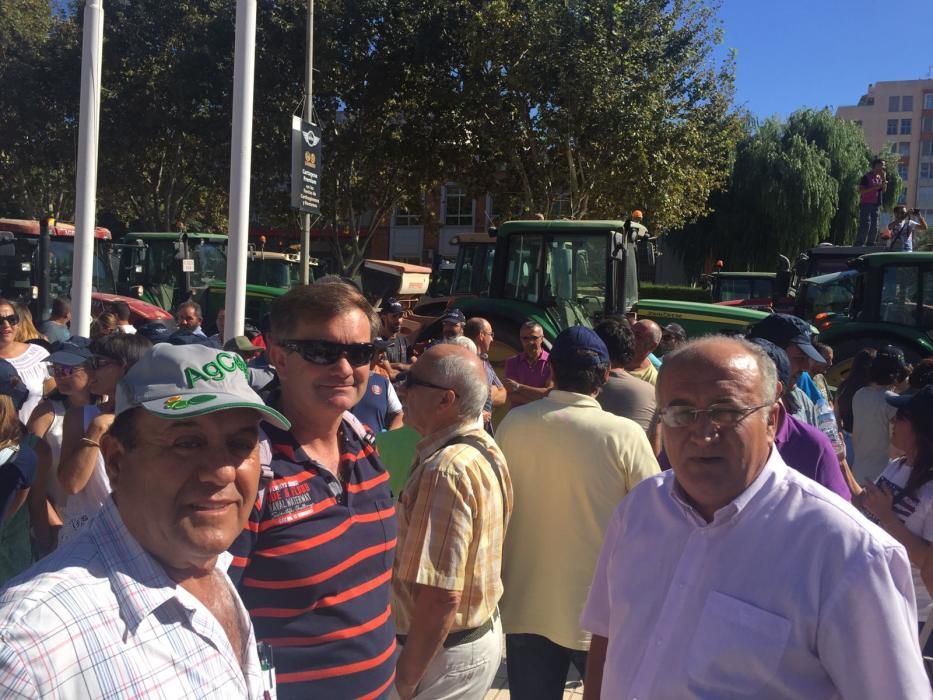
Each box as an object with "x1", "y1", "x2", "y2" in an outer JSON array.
[
  {"x1": 639, "y1": 282, "x2": 710, "y2": 302},
  {"x1": 668, "y1": 108, "x2": 898, "y2": 278}
]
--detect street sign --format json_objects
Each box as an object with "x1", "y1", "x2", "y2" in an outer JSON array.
[
  {"x1": 182, "y1": 258, "x2": 195, "y2": 272},
  {"x1": 291, "y1": 116, "x2": 322, "y2": 214}
]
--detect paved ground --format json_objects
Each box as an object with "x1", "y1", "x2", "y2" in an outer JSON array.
[{"x1": 483, "y1": 658, "x2": 584, "y2": 699}]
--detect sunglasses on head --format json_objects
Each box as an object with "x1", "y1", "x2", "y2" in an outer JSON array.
[
  {"x1": 281, "y1": 339, "x2": 375, "y2": 367},
  {"x1": 0, "y1": 314, "x2": 19, "y2": 327},
  {"x1": 87, "y1": 355, "x2": 121, "y2": 371}
]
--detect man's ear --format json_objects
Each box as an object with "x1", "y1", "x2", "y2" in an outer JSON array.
[
  {"x1": 775, "y1": 380, "x2": 784, "y2": 401},
  {"x1": 100, "y1": 433, "x2": 124, "y2": 490},
  {"x1": 268, "y1": 343, "x2": 287, "y2": 372}
]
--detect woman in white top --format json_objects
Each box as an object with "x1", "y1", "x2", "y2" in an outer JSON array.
[
  {"x1": 57, "y1": 333, "x2": 151, "y2": 543},
  {"x1": 27, "y1": 339, "x2": 95, "y2": 546},
  {"x1": 860, "y1": 385, "x2": 933, "y2": 623},
  {"x1": 851, "y1": 345, "x2": 910, "y2": 483},
  {"x1": 0, "y1": 299, "x2": 50, "y2": 425}
]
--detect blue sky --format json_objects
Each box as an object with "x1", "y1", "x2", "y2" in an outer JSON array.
[{"x1": 714, "y1": 0, "x2": 933, "y2": 120}]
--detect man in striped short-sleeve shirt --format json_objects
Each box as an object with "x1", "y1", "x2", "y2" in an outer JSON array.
[{"x1": 228, "y1": 283, "x2": 398, "y2": 699}]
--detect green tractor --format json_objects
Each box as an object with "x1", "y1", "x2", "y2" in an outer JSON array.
[
  {"x1": 818, "y1": 251, "x2": 933, "y2": 384},
  {"x1": 431, "y1": 220, "x2": 767, "y2": 359},
  {"x1": 117, "y1": 232, "x2": 318, "y2": 333}
]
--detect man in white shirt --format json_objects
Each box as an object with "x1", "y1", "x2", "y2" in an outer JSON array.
[
  {"x1": 0, "y1": 344, "x2": 290, "y2": 699},
  {"x1": 581, "y1": 335, "x2": 929, "y2": 700},
  {"x1": 883, "y1": 205, "x2": 928, "y2": 251}
]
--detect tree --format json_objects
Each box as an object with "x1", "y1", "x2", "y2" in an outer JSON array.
[{"x1": 668, "y1": 109, "x2": 903, "y2": 278}]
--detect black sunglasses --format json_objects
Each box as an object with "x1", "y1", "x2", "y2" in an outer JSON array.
[
  {"x1": 397, "y1": 370, "x2": 457, "y2": 394},
  {"x1": 0, "y1": 314, "x2": 19, "y2": 327},
  {"x1": 281, "y1": 339, "x2": 375, "y2": 367}
]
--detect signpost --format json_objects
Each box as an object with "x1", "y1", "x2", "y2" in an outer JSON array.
[{"x1": 291, "y1": 117, "x2": 322, "y2": 215}]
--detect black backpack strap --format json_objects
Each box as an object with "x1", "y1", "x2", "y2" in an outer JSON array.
[{"x1": 442, "y1": 433, "x2": 508, "y2": 530}]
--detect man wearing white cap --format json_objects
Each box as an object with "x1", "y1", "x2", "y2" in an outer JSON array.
[{"x1": 0, "y1": 344, "x2": 289, "y2": 699}]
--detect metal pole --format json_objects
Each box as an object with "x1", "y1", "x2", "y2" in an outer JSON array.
[
  {"x1": 37, "y1": 216, "x2": 52, "y2": 321},
  {"x1": 224, "y1": 0, "x2": 258, "y2": 340},
  {"x1": 72, "y1": 0, "x2": 104, "y2": 337},
  {"x1": 299, "y1": 0, "x2": 314, "y2": 285}
]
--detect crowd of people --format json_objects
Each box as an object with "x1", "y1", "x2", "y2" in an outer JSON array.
[{"x1": 0, "y1": 283, "x2": 933, "y2": 699}]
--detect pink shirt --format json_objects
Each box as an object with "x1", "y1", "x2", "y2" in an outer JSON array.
[
  {"x1": 504, "y1": 350, "x2": 551, "y2": 406},
  {"x1": 860, "y1": 171, "x2": 883, "y2": 205}
]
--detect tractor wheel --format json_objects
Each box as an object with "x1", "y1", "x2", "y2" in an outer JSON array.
[{"x1": 827, "y1": 337, "x2": 922, "y2": 387}]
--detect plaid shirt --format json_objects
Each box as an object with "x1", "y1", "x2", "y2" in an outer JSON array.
[
  {"x1": 393, "y1": 421, "x2": 513, "y2": 634},
  {"x1": 0, "y1": 498, "x2": 263, "y2": 699}
]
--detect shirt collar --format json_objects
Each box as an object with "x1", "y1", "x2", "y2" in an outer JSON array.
[
  {"x1": 519, "y1": 350, "x2": 548, "y2": 367},
  {"x1": 668, "y1": 448, "x2": 785, "y2": 528},
  {"x1": 415, "y1": 419, "x2": 488, "y2": 461},
  {"x1": 546, "y1": 389, "x2": 602, "y2": 408},
  {"x1": 773, "y1": 402, "x2": 791, "y2": 447},
  {"x1": 92, "y1": 498, "x2": 198, "y2": 634}
]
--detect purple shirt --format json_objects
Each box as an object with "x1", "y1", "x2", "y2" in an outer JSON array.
[
  {"x1": 504, "y1": 350, "x2": 550, "y2": 387},
  {"x1": 859, "y1": 171, "x2": 883, "y2": 205},
  {"x1": 658, "y1": 409, "x2": 851, "y2": 502}
]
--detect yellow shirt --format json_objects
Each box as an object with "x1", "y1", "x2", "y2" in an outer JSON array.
[
  {"x1": 495, "y1": 390, "x2": 660, "y2": 650},
  {"x1": 628, "y1": 362, "x2": 658, "y2": 386},
  {"x1": 393, "y1": 421, "x2": 513, "y2": 634}
]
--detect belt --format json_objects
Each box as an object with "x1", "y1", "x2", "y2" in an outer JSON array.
[{"x1": 397, "y1": 609, "x2": 498, "y2": 649}]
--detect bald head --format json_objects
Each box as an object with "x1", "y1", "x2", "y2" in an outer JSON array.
[
  {"x1": 658, "y1": 336, "x2": 779, "y2": 405},
  {"x1": 631, "y1": 319, "x2": 662, "y2": 360}
]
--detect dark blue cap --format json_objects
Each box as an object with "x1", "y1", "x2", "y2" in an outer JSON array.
[
  {"x1": 748, "y1": 313, "x2": 824, "y2": 363},
  {"x1": 550, "y1": 326, "x2": 610, "y2": 368},
  {"x1": 168, "y1": 330, "x2": 220, "y2": 348},
  {"x1": 47, "y1": 336, "x2": 93, "y2": 367},
  {"x1": 441, "y1": 309, "x2": 466, "y2": 325},
  {"x1": 381, "y1": 298, "x2": 404, "y2": 315},
  {"x1": 748, "y1": 337, "x2": 791, "y2": 389},
  {"x1": 0, "y1": 359, "x2": 28, "y2": 412},
  {"x1": 136, "y1": 321, "x2": 173, "y2": 344},
  {"x1": 887, "y1": 384, "x2": 933, "y2": 414}
]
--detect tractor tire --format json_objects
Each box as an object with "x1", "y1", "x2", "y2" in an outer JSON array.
[{"x1": 827, "y1": 337, "x2": 922, "y2": 387}]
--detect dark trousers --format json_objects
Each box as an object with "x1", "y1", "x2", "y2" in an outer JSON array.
[
  {"x1": 856, "y1": 202, "x2": 880, "y2": 246},
  {"x1": 505, "y1": 633, "x2": 587, "y2": 700}
]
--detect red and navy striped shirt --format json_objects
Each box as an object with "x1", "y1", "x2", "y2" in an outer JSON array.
[{"x1": 228, "y1": 414, "x2": 398, "y2": 699}]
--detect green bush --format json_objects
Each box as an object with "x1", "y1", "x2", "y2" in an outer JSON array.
[{"x1": 639, "y1": 283, "x2": 710, "y2": 303}]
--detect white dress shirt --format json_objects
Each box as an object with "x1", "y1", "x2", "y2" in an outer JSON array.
[
  {"x1": 0, "y1": 498, "x2": 263, "y2": 699},
  {"x1": 581, "y1": 449, "x2": 931, "y2": 700}
]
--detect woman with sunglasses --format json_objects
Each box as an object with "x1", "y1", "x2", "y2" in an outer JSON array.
[
  {"x1": 859, "y1": 386, "x2": 933, "y2": 627},
  {"x1": 26, "y1": 339, "x2": 96, "y2": 548},
  {"x1": 0, "y1": 359, "x2": 54, "y2": 582},
  {"x1": 0, "y1": 298, "x2": 50, "y2": 425},
  {"x1": 57, "y1": 334, "x2": 151, "y2": 544}
]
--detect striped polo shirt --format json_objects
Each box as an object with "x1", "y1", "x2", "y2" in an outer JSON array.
[{"x1": 228, "y1": 414, "x2": 398, "y2": 699}]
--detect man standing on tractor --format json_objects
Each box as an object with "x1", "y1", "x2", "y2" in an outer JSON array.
[{"x1": 856, "y1": 158, "x2": 887, "y2": 246}]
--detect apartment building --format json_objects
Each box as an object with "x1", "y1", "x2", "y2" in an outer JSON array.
[{"x1": 837, "y1": 79, "x2": 933, "y2": 222}]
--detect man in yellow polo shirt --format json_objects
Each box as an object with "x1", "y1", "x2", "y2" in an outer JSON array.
[
  {"x1": 495, "y1": 326, "x2": 659, "y2": 699},
  {"x1": 624, "y1": 319, "x2": 661, "y2": 385}
]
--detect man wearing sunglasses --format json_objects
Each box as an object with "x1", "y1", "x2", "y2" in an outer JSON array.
[
  {"x1": 581, "y1": 336, "x2": 929, "y2": 700},
  {"x1": 228, "y1": 282, "x2": 398, "y2": 700},
  {"x1": 391, "y1": 344, "x2": 512, "y2": 700}
]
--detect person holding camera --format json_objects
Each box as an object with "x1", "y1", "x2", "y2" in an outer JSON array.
[
  {"x1": 883, "y1": 205, "x2": 928, "y2": 251},
  {"x1": 856, "y1": 158, "x2": 887, "y2": 246}
]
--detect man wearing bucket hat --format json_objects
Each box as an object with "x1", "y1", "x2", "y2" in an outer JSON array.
[
  {"x1": 495, "y1": 326, "x2": 659, "y2": 697},
  {"x1": 0, "y1": 344, "x2": 288, "y2": 699}
]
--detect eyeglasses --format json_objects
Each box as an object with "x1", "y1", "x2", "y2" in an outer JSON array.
[
  {"x1": 659, "y1": 402, "x2": 773, "y2": 429},
  {"x1": 0, "y1": 314, "x2": 19, "y2": 327},
  {"x1": 281, "y1": 339, "x2": 375, "y2": 368},
  {"x1": 397, "y1": 371, "x2": 457, "y2": 394},
  {"x1": 51, "y1": 364, "x2": 85, "y2": 377},
  {"x1": 87, "y1": 355, "x2": 121, "y2": 371}
]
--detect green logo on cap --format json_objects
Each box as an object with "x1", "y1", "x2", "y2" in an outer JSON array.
[
  {"x1": 183, "y1": 351, "x2": 249, "y2": 388},
  {"x1": 164, "y1": 394, "x2": 217, "y2": 411}
]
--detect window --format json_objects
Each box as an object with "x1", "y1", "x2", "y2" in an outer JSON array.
[
  {"x1": 926, "y1": 94, "x2": 933, "y2": 110},
  {"x1": 889, "y1": 96, "x2": 901, "y2": 112},
  {"x1": 898, "y1": 188, "x2": 908, "y2": 205},
  {"x1": 881, "y1": 265, "x2": 919, "y2": 326},
  {"x1": 903, "y1": 96, "x2": 914, "y2": 112},
  {"x1": 901, "y1": 119, "x2": 912, "y2": 135},
  {"x1": 444, "y1": 184, "x2": 474, "y2": 227},
  {"x1": 503, "y1": 235, "x2": 543, "y2": 303},
  {"x1": 393, "y1": 200, "x2": 422, "y2": 227},
  {"x1": 924, "y1": 117, "x2": 933, "y2": 133},
  {"x1": 899, "y1": 142, "x2": 911, "y2": 157},
  {"x1": 898, "y1": 164, "x2": 908, "y2": 180},
  {"x1": 887, "y1": 119, "x2": 899, "y2": 135},
  {"x1": 923, "y1": 140, "x2": 933, "y2": 156},
  {"x1": 920, "y1": 162, "x2": 932, "y2": 180}
]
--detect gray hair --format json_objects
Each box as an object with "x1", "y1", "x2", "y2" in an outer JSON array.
[
  {"x1": 658, "y1": 335, "x2": 779, "y2": 406},
  {"x1": 429, "y1": 352, "x2": 488, "y2": 420},
  {"x1": 444, "y1": 336, "x2": 478, "y2": 355}
]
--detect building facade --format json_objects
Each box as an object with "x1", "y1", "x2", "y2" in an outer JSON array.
[{"x1": 837, "y1": 79, "x2": 933, "y2": 222}]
